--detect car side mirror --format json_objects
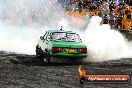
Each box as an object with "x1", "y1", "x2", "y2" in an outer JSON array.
[
  {"x1": 40, "y1": 36, "x2": 44, "y2": 40},
  {"x1": 48, "y1": 36, "x2": 52, "y2": 39}
]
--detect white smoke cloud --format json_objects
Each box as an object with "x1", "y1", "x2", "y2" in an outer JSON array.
[
  {"x1": 0, "y1": 22, "x2": 44, "y2": 54},
  {"x1": 0, "y1": 0, "x2": 61, "y2": 54},
  {"x1": 58, "y1": 16, "x2": 132, "y2": 62},
  {"x1": 81, "y1": 16, "x2": 132, "y2": 62}
]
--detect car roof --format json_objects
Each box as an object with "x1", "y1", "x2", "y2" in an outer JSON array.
[{"x1": 47, "y1": 30, "x2": 76, "y2": 34}]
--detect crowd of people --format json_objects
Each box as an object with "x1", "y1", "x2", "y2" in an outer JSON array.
[{"x1": 58, "y1": 0, "x2": 132, "y2": 30}]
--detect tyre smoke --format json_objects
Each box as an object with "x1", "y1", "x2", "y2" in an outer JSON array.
[
  {"x1": 0, "y1": 0, "x2": 59, "y2": 54},
  {"x1": 0, "y1": 0, "x2": 67, "y2": 54},
  {"x1": 0, "y1": 22, "x2": 44, "y2": 54},
  {"x1": 58, "y1": 16, "x2": 132, "y2": 62},
  {"x1": 81, "y1": 16, "x2": 132, "y2": 62}
]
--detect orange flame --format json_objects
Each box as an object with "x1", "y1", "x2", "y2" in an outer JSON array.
[{"x1": 78, "y1": 65, "x2": 86, "y2": 76}]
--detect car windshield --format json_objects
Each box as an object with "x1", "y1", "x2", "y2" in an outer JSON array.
[
  {"x1": 66, "y1": 33, "x2": 81, "y2": 42},
  {"x1": 51, "y1": 32, "x2": 66, "y2": 40},
  {"x1": 51, "y1": 32, "x2": 81, "y2": 42}
]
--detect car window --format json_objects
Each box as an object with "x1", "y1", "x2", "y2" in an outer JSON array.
[
  {"x1": 66, "y1": 34, "x2": 81, "y2": 42},
  {"x1": 51, "y1": 32, "x2": 81, "y2": 42},
  {"x1": 51, "y1": 32, "x2": 66, "y2": 40}
]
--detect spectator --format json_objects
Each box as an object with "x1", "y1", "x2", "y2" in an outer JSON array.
[
  {"x1": 109, "y1": 11, "x2": 115, "y2": 28},
  {"x1": 74, "y1": 0, "x2": 79, "y2": 10},
  {"x1": 62, "y1": 0, "x2": 131, "y2": 30},
  {"x1": 92, "y1": 0, "x2": 97, "y2": 4},
  {"x1": 114, "y1": 0, "x2": 119, "y2": 5},
  {"x1": 98, "y1": 10, "x2": 104, "y2": 17},
  {"x1": 96, "y1": 0, "x2": 102, "y2": 8},
  {"x1": 64, "y1": 0, "x2": 70, "y2": 6},
  {"x1": 126, "y1": 10, "x2": 131, "y2": 21},
  {"x1": 109, "y1": 1, "x2": 115, "y2": 12},
  {"x1": 83, "y1": 0, "x2": 89, "y2": 10},
  {"x1": 89, "y1": 3, "x2": 97, "y2": 12},
  {"x1": 78, "y1": 0, "x2": 83, "y2": 13},
  {"x1": 118, "y1": 3, "x2": 124, "y2": 11},
  {"x1": 102, "y1": 13, "x2": 109, "y2": 24},
  {"x1": 124, "y1": 0, "x2": 130, "y2": 5},
  {"x1": 102, "y1": 0, "x2": 109, "y2": 13},
  {"x1": 91, "y1": 10, "x2": 98, "y2": 16},
  {"x1": 118, "y1": 0, "x2": 122, "y2": 4},
  {"x1": 64, "y1": 0, "x2": 71, "y2": 11}
]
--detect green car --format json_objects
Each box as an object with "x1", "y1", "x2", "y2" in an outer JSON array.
[{"x1": 36, "y1": 29, "x2": 88, "y2": 63}]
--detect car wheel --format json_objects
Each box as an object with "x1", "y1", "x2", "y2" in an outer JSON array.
[
  {"x1": 35, "y1": 45, "x2": 49, "y2": 63},
  {"x1": 41, "y1": 49, "x2": 50, "y2": 63},
  {"x1": 79, "y1": 76, "x2": 86, "y2": 84},
  {"x1": 36, "y1": 45, "x2": 42, "y2": 55}
]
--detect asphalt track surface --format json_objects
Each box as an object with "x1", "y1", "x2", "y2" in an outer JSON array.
[{"x1": 0, "y1": 32, "x2": 132, "y2": 88}]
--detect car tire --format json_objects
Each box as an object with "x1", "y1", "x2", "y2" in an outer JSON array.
[
  {"x1": 43, "y1": 49, "x2": 50, "y2": 63},
  {"x1": 79, "y1": 76, "x2": 86, "y2": 84},
  {"x1": 79, "y1": 77, "x2": 84, "y2": 84},
  {"x1": 36, "y1": 45, "x2": 42, "y2": 55},
  {"x1": 36, "y1": 45, "x2": 50, "y2": 63},
  {"x1": 39, "y1": 49, "x2": 50, "y2": 63}
]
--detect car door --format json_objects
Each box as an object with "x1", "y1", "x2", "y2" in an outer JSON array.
[
  {"x1": 46, "y1": 32, "x2": 52, "y2": 51},
  {"x1": 38, "y1": 31, "x2": 48, "y2": 51}
]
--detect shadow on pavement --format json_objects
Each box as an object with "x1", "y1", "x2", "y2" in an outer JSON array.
[{"x1": 9, "y1": 55, "x2": 92, "y2": 66}]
